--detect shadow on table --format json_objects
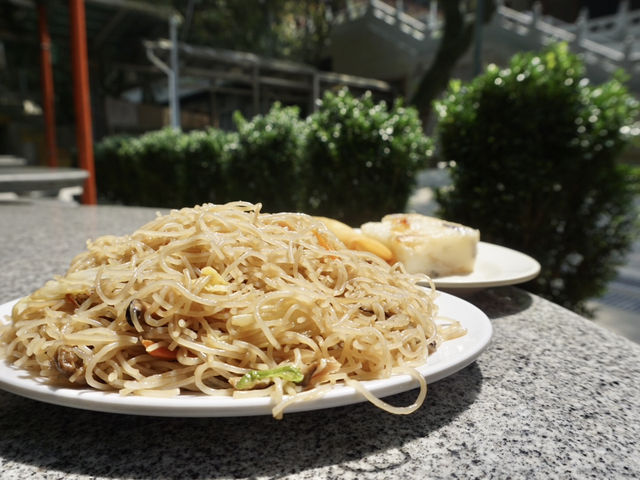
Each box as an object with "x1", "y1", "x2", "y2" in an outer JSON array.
[
  {"x1": 0, "y1": 363, "x2": 484, "y2": 479},
  {"x1": 467, "y1": 287, "x2": 533, "y2": 319}
]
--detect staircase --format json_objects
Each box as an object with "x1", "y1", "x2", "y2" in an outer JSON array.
[{"x1": 329, "y1": 0, "x2": 640, "y2": 94}]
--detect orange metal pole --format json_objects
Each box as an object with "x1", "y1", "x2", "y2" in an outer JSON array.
[
  {"x1": 69, "y1": 0, "x2": 97, "y2": 204},
  {"x1": 37, "y1": 2, "x2": 58, "y2": 167}
]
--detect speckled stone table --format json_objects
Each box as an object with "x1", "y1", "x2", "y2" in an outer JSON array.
[{"x1": 1, "y1": 203, "x2": 639, "y2": 479}]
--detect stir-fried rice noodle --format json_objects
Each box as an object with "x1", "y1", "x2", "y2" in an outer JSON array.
[{"x1": 0, "y1": 202, "x2": 465, "y2": 418}]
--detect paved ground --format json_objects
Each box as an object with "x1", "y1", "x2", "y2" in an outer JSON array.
[
  {"x1": 588, "y1": 241, "x2": 640, "y2": 343},
  {"x1": 408, "y1": 170, "x2": 640, "y2": 344}
]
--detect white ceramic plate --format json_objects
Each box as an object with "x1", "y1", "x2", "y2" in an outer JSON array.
[
  {"x1": 433, "y1": 242, "x2": 540, "y2": 295},
  {"x1": 0, "y1": 292, "x2": 492, "y2": 417}
]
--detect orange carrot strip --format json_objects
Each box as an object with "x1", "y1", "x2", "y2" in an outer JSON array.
[
  {"x1": 313, "y1": 229, "x2": 332, "y2": 250},
  {"x1": 312, "y1": 230, "x2": 339, "y2": 260},
  {"x1": 141, "y1": 339, "x2": 178, "y2": 360}
]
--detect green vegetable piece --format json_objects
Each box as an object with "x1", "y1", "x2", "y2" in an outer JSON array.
[{"x1": 235, "y1": 366, "x2": 304, "y2": 390}]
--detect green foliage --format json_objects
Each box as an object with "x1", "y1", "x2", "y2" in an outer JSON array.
[
  {"x1": 182, "y1": 0, "x2": 345, "y2": 66},
  {"x1": 303, "y1": 89, "x2": 433, "y2": 225},
  {"x1": 225, "y1": 104, "x2": 307, "y2": 213},
  {"x1": 179, "y1": 128, "x2": 230, "y2": 206},
  {"x1": 434, "y1": 43, "x2": 640, "y2": 315},
  {"x1": 95, "y1": 134, "x2": 133, "y2": 204},
  {"x1": 95, "y1": 90, "x2": 433, "y2": 224},
  {"x1": 95, "y1": 128, "x2": 228, "y2": 208}
]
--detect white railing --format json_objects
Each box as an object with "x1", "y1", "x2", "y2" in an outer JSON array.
[
  {"x1": 336, "y1": 0, "x2": 639, "y2": 74},
  {"x1": 494, "y1": 2, "x2": 638, "y2": 71},
  {"x1": 338, "y1": 0, "x2": 439, "y2": 41},
  {"x1": 576, "y1": 2, "x2": 640, "y2": 38}
]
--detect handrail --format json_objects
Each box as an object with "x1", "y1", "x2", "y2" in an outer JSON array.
[
  {"x1": 493, "y1": 4, "x2": 636, "y2": 65},
  {"x1": 334, "y1": 0, "x2": 638, "y2": 70}
]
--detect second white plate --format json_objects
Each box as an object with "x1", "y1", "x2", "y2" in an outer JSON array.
[{"x1": 433, "y1": 242, "x2": 540, "y2": 295}]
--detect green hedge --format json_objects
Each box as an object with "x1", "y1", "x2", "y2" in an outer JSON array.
[
  {"x1": 434, "y1": 43, "x2": 640, "y2": 315},
  {"x1": 95, "y1": 128, "x2": 229, "y2": 208},
  {"x1": 95, "y1": 89, "x2": 433, "y2": 223},
  {"x1": 225, "y1": 103, "x2": 307, "y2": 213},
  {"x1": 303, "y1": 90, "x2": 433, "y2": 225}
]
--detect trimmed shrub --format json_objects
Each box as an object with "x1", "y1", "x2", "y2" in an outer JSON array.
[
  {"x1": 434, "y1": 43, "x2": 640, "y2": 315},
  {"x1": 94, "y1": 89, "x2": 433, "y2": 224},
  {"x1": 225, "y1": 103, "x2": 307, "y2": 213},
  {"x1": 180, "y1": 128, "x2": 229, "y2": 206},
  {"x1": 303, "y1": 89, "x2": 433, "y2": 225},
  {"x1": 95, "y1": 134, "x2": 133, "y2": 204},
  {"x1": 95, "y1": 128, "x2": 228, "y2": 208}
]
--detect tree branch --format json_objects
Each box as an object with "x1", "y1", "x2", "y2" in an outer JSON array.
[{"x1": 410, "y1": 0, "x2": 495, "y2": 126}]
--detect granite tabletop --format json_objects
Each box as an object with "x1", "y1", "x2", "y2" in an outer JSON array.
[{"x1": 0, "y1": 203, "x2": 639, "y2": 479}]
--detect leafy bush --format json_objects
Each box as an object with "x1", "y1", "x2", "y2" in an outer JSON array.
[
  {"x1": 303, "y1": 89, "x2": 433, "y2": 225},
  {"x1": 95, "y1": 128, "x2": 228, "y2": 208},
  {"x1": 95, "y1": 134, "x2": 133, "y2": 204},
  {"x1": 180, "y1": 128, "x2": 230, "y2": 206},
  {"x1": 434, "y1": 43, "x2": 640, "y2": 315},
  {"x1": 95, "y1": 90, "x2": 433, "y2": 223},
  {"x1": 126, "y1": 128, "x2": 188, "y2": 207},
  {"x1": 225, "y1": 103, "x2": 307, "y2": 213}
]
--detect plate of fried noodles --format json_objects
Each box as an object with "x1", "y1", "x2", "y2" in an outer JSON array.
[{"x1": 0, "y1": 202, "x2": 492, "y2": 419}]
